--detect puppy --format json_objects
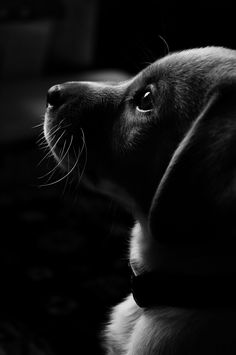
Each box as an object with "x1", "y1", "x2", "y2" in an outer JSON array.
[{"x1": 44, "y1": 47, "x2": 236, "y2": 354}]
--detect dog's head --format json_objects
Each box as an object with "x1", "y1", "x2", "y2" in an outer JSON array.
[{"x1": 44, "y1": 47, "x2": 236, "y2": 249}]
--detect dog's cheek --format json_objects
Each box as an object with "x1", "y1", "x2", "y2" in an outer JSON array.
[{"x1": 111, "y1": 110, "x2": 149, "y2": 156}]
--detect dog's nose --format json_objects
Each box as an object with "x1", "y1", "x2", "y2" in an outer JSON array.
[{"x1": 47, "y1": 85, "x2": 63, "y2": 107}]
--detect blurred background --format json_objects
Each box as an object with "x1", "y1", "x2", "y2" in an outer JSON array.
[{"x1": 0, "y1": 0, "x2": 235, "y2": 354}]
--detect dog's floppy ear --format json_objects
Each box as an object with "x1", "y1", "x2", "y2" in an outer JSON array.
[{"x1": 149, "y1": 80, "x2": 236, "y2": 246}]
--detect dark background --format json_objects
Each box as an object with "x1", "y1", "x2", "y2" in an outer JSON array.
[{"x1": 0, "y1": 0, "x2": 235, "y2": 354}]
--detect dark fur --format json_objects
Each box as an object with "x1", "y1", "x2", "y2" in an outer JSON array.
[{"x1": 44, "y1": 47, "x2": 236, "y2": 354}]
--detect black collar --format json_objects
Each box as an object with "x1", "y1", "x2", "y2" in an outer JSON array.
[{"x1": 130, "y1": 267, "x2": 236, "y2": 308}]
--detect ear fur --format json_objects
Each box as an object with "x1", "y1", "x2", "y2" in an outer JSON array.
[{"x1": 149, "y1": 80, "x2": 236, "y2": 246}]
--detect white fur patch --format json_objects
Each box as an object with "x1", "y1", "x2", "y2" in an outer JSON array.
[{"x1": 129, "y1": 220, "x2": 160, "y2": 275}]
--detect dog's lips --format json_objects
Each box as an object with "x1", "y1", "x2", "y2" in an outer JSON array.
[{"x1": 44, "y1": 109, "x2": 70, "y2": 168}]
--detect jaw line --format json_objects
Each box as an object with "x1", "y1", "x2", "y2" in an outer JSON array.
[{"x1": 83, "y1": 175, "x2": 138, "y2": 213}]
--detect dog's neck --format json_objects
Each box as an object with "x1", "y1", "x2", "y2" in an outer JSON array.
[
  {"x1": 130, "y1": 219, "x2": 236, "y2": 308},
  {"x1": 130, "y1": 219, "x2": 236, "y2": 276},
  {"x1": 129, "y1": 220, "x2": 156, "y2": 275}
]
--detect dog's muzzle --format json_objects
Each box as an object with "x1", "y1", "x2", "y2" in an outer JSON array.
[{"x1": 44, "y1": 80, "x2": 126, "y2": 179}]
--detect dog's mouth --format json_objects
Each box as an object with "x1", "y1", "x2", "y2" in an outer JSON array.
[
  {"x1": 44, "y1": 105, "x2": 88, "y2": 185},
  {"x1": 44, "y1": 104, "x2": 118, "y2": 195},
  {"x1": 44, "y1": 106, "x2": 137, "y2": 210}
]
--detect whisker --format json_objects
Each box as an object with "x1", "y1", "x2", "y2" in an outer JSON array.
[
  {"x1": 38, "y1": 142, "x2": 49, "y2": 150},
  {"x1": 37, "y1": 121, "x2": 72, "y2": 146},
  {"x1": 72, "y1": 146, "x2": 80, "y2": 172},
  {"x1": 39, "y1": 135, "x2": 73, "y2": 183},
  {"x1": 79, "y1": 131, "x2": 85, "y2": 158},
  {"x1": 158, "y1": 35, "x2": 170, "y2": 55},
  {"x1": 38, "y1": 138, "x2": 67, "y2": 179},
  {"x1": 36, "y1": 126, "x2": 58, "y2": 145},
  {"x1": 45, "y1": 163, "x2": 58, "y2": 183},
  {"x1": 77, "y1": 128, "x2": 87, "y2": 186},
  {"x1": 37, "y1": 117, "x2": 69, "y2": 143},
  {"x1": 39, "y1": 136, "x2": 81, "y2": 187},
  {"x1": 43, "y1": 138, "x2": 68, "y2": 183},
  {"x1": 41, "y1": 125, "x2": 63, "y2": 143},
  {"x1": 56, "y1": 134, "x2": 74, "y2": 165},
  {"x1": 36, "y1": 131, "x2": 45, "y2": 143},
  {"x1": 62, "y1": 149, "x2": 71, "y2": 194},
  {"x1": 32, "y1": 122, "x2": 44, "y2": 129},
  {"x1": 37, "y1": 131, "x2": 66, "y2": 167},
  {"x1": 58, "y1": 138, "x2": 67, "y2": 160}
]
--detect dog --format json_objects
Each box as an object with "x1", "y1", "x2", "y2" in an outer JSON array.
[{"x1": 44, "y1": 47, "x2": 236, "y2": 354}]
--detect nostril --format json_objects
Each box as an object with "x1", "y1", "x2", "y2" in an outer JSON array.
[{"x1": 47, "y1": 85, "x2": 62, "y2": 107}]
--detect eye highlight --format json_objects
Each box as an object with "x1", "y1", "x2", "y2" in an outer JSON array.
[{"x1": 136, "y1": 90, "x2": 154, "y2": 113}]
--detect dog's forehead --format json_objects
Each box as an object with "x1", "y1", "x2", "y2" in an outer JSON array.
[{"x1": 139, "y1": 47, "x2": 236, "y2": 83}]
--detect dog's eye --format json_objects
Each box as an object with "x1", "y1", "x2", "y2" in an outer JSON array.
[{"x1": 136, "y1": 91, "x2": 154, "y2": 112}]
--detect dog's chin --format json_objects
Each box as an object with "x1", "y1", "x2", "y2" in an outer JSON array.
[
  {"x1": 44, "y1": 110, "x2": 137, "y2": 211},
  {"x1": 83, "y1": 173, "x2": 137, "y2": 212}
]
